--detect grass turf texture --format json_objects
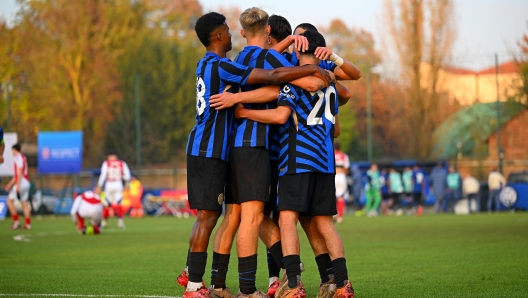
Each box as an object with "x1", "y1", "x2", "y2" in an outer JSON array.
[{"x1": 0, "y1": 213, "x2": 527, "y2": 297}]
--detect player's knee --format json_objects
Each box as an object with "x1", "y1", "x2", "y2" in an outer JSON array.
[{"x1": 197, "y1": 210, "x2": 220, "y2": 227}]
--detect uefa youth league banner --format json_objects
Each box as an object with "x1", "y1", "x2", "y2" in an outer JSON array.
[{"x1": 38, "y1": 131, "x2": 83, "y2": 174}]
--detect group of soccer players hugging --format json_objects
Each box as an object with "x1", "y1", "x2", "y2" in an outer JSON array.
[{"x1": 181, "y1": 7, "x2": 361, "y2": 298}]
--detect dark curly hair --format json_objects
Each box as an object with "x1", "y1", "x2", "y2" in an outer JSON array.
[{"x1": 195, "y1": 12, "x2": 226, "y2": 47}]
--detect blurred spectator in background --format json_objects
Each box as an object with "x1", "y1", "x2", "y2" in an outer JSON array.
[
  {"x1": 365, "y1": 163, "x2": 382, "y2": 217},
  {"x1": 402, "y1": 167, "x2": 413, "y2": 212},
  {"x1": 334, "y1": 142, "x2": 350, "y2": 223},
  {"x1": 430, "y1": 161, "x2": 448, "y2": 213},
  {"x1": 388, "y1": 168, "x2": 404, "y2": 214},
  {"x1": 350, "y1": 164, "x2": 363, "y2": 209},
  {"x1": 445, "y1": 166, "x2": 462, "y2": 212},
  {"x1": 462, "y1": 173, "x2": 480, "y2": 213},
  {"x1": 379, "y1": 169, "x2": 391, "y2": 215},
  {"x1": 123, "y1": 175, "x2": 144, "y2": 218},
  {"x1": 487, "y1": 169, "x2": 506, "y2": 212},
  {"x1": 412, "y1": 165, "x2": 426, "y2": 216}
]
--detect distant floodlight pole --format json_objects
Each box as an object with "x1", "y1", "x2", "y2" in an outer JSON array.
[
  {"x1": 135, "y1": 74, "x2": 142, "y2": 175},
  {"x1": 366, "y1": 61, "x2": 373, "y2": 162},
  {"x1": 494, "y1": 53, "x2": 503, "y2": 173}
]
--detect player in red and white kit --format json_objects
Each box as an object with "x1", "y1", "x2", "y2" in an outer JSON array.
[
  {"x1": 71, "y1": 190, "x2": 103, "y2": 235},
  {"x1": 334, "y1": 141, "x2": 350, "y2": 224},
  {"x1": 95, "y1": 153, "x2": 131, "y2": 229},
  {"x1": 5, "y1": 143, "x2": 32, "y2": 230}
]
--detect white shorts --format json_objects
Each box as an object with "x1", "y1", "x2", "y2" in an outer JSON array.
[
  {"x1": 8, "y1": 179, "x2": 31, "y2": 202},
  {"x1": 104, "y1": 184, "x2": 123, "y2": 205},
  {"x1": 335, "y1": 173, "x2": 349, "y2": 199},
  {"x1": 75, "y1": 202, "x2": 103, "y2": 225}
]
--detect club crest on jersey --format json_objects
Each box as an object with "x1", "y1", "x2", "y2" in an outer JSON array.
[
  {"x1": 280, "y1": 85, "x2": 295, "y2": 100},
  {"x1": 218, "y1": 193, "x2": 224, "y2": 205}
]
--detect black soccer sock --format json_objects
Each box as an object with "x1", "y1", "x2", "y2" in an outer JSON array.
[
  {"x1": 238, "y1": 254, "x2": 258, "y2": 294},
  {"x1": 185, "y1": 249, "x2": 190, "y2": 268},
  {"x1": 331, "y1": 257, "x2": 349, "y2": 288},
  {"x1": 267, "y1": 249, "x2": 280, "y2": 278},
  {"x1": 187, "y1": 252, "x2": 207, "y2": 283},
  {"x1": 211, "y1": 252, "x2": 230, "y2": 289},
  {"x1": 268, "y1": 241, "x2": 283, "y2": 276},
  {"x1": 283, "y1": 255, "x2": 301, "y2": 289},
  {"x1": 315, "y1": 253, "x2": 334, "y2": 283}
]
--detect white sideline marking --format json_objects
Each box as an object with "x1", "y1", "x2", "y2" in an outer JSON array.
[
  {"x1": 0, "y1": 294, "x2": 181, "y2": 298},
  {"x1": 12, "y1": 226, "x2": 173, "y2": 242}
]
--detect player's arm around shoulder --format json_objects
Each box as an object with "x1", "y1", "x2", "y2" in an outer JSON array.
[
  {"x1": 210, "y1": 85, "x2": 280, "y2": 110},
  {"x1": 235, "y1": 104, "x2": 291, "y2": 125}
]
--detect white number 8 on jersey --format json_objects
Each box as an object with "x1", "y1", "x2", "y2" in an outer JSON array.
[{"x1": 196, "y1": 77, "x2": 206, "y2": 116}]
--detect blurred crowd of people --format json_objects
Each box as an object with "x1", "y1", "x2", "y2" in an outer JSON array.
[{"x1": 335, "y1": 155, "x2": 507, "y2": 217}]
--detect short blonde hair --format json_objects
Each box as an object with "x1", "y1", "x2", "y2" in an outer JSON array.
[{"x1": 239, "y1": 7, "x2": 269, "y2": 36}]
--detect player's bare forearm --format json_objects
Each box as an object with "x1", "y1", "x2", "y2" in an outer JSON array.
[
  {"x1": 235, "y1": 104, "x2": 291, "y2": 125},
  {"x1": 334, "y1": 115, "x2": 341, "y2": 138},
  {"x1": 336, "y1": 83, "x2": 351, "y2": 106},
  {"x1": 290, "y1": 76, "x2": 326, "y2": 92},
  {"x1": 247, "y1": 65, "x2": 330, "y2": 87},
  {"x1": 210, "y1": 86, "x2": 280, "y2": 109},
  {"x1": 335, "y1": 61, "x2": 362, "y2": 80},
  {"x1": 272, "y1": 35, "x2": 309, "y2": 54}
]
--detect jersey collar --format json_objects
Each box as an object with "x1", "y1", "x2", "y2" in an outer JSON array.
[{"x1": 205, "y1": 52, "x2": 222, "y2": 59}]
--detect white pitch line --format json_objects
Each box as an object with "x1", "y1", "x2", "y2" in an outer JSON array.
[
  {"x1": 12, "y1": 226, "x2": 174, "y2": 242},
  {"x1": 0, "y1": 294, "x2": 181, "y2": 298}
]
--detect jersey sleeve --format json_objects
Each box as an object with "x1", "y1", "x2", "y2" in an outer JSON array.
[
  {"x1": 277, "y1": 84, "x2": 297, "y2": 111},
  {"x1": 344, "y1": 155, "x2": 350, "y2": 169},
  {"x1": 265, "y1": 50, "x2": 293, "y2": 69},
  {"x1": 320, "y1": 60, "x2": 337, "y2": 72},
  {"x1": 97, "y1": 162, "x2": 107, "y2": 187},
  {"x1": 0, "y1": 126, "x2": 4, "y2": 145},
  {"x1": 218, "y1": 60, "x2": 254, "y2": 86},
  {"x1": 70, "y1": 196, "x2": 82, "y2": 219},
  {"x1": 122, "y1": 162, "x2": 131, "y2": 182}
]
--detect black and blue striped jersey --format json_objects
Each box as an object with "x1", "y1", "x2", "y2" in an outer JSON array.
[
  {"x1": 268, "y1": 52, "x2": 338, "y2": 161},
  {"x1": 277, "y1": 82, "x2": 339, "y2": 175},
  {"x1": 231, "y1": 46, "x2": 293, "y2": 149},
  {"x1": 186, "y1": 52, "x2": 253, "y2": 161}
]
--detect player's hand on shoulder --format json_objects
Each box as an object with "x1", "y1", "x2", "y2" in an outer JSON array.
[
  {"x1": 326, "y1": 70, "x2": 337, "y2": 84},
  {"x1": 210, "y1": 92, "x2": 238, "y2": 110},
  {"x1": 312, "y1": 67, "x2": 332, "y2": 87},
  {"x1": 315, "y1": 47, "x2": 333, "y2": 60},
  {"x1": 289, "y1": 35, "x2": 309, "y2": 52}
]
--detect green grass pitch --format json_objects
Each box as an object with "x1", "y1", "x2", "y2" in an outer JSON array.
[{"x1": 1, "y1": 213, "x2": 527, "y2": 297}]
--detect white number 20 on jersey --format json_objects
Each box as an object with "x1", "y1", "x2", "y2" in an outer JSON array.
[
  {"x1": 196, "y1": 77, "x2": 206, "y2": 116},
  {"x1": 307, "y1": 86, "x2": 336, "y2": 125}
]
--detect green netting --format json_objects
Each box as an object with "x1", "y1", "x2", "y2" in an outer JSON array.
[{"x1": 432, "y1": 101, "x2": 525, "y2": 158}]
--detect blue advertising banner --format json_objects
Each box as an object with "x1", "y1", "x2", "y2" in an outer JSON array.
[
  {"x1": 0, "y1": 197, "x2": 7, "y2": 220},
  {"x1": 38, "y1": 131, "x2": 83, "y2": 174}
]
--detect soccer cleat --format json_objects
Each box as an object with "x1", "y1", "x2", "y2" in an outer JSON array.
[
  {"x1": 101, "y1": 219, "x2": 108, "y2": 228},
  {"x1": 117, "y1": 219, "x2": 126, "y2": 229},
  {"x1": 235, "y1": 290, "x2": 268, "y2": 298},
  {"x1": 177, "y1": 269, "x2": 205, "y2": 288},
  {"x1": 316, "y1": 277, "x2": 337, "y2": 298},
  {"x1": 10, "y1": 222, "x2": 20, "y2": 230},
  {"x1": 267, "y1": 280, "x2": 280, "y2": 298},
  {"x1": 183, "y1": 287, "x2": 209, "y2": 298},
  {"x1": 177, "y1": 269, "x2": 189, "y2": 287},
  {"x1": 280, "y1": 281, "x2": 306, "y2": 298},
  {"x1": 332, "y1": 280, "x2": 354, "y2": 298},
  {"x1": 209, "y1": 286, "x2": 235, "y2": 298},
  {"x1": 23, "y1": 224, "x2": 31, "y2": 230}
]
